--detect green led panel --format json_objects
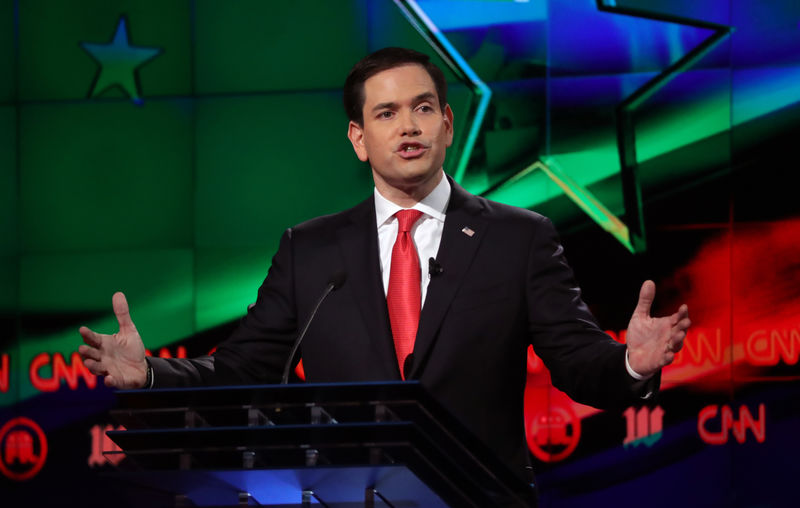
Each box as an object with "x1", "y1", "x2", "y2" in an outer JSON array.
[
  {"x1": 442, "y1": 83, "x2": 472, "y2": 179},
  {"x1": 0, "y1": 0, "x2": 13, "y2": 103},
  {"x1": 0, "y1": 105, "x2": 16, "y2": 408},
  {"x1": 194, "y1": 90, "x2": 375, "y2": 329},
  {"x1": 13, "y1": 248, "x2": 193, "y2": 404},
  {"x1": 18, "y1": 248, "x2": 193, "y2": 336},
  {"x1": 18, "y1": 0, "x2": 190, "y2": 102},
  {"x1": 0, "y1": 107, "x2": 16, "y2": 311},
  {"x1": 635, "y1": 69, "x2": 731, "y2": 166},
  {"x1": 195, "y1": 248, "x2": 276, "y2": 332},
  {"x1": 488, "y1": 129, "x2": 623, "y2": 207},
  {"x1": 195, "y1": 0, "x2": 368, "y2": 94},
  {"x1": 19, "y1": 100, "x2": 194, "y2": 253},
  {"x1": 488, "y1": 159, "x2": 633, "y2": 251},
  {"x1": 194, "y1": 92, "x2": 372, "y2": 249}
]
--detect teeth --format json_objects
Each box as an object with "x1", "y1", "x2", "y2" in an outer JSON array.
[{"x1": 405, "y1": 146, "x2": 416, "y2": 151}]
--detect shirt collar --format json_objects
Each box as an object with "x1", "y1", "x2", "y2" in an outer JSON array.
[{"x1": 374, "y1": 173, "x2": 451, "y2": 227}]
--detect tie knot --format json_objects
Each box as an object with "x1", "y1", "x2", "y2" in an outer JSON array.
[{"x1": 395, "y1": 209, "x2": 424, "y2": 233}]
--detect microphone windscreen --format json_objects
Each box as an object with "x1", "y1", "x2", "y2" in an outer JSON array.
[{"x1": 328, "y1": 271, "x2": 347, "y2": 290}]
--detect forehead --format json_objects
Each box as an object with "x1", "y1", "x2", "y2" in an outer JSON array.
[{"x1": 361, "y1": 64, "x2": 437, "y2": 106}]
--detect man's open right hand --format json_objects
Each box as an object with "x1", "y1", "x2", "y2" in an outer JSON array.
[{"x1": 78, "y1": 292, "x2": 148, "y2": 389}]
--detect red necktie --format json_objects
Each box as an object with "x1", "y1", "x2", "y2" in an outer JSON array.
[{"x1": 387, "y1": 209, "x2": 424, "y2": 379}]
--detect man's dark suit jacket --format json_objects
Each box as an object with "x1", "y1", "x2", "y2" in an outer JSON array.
[{"x1": 150, "y1": 177, "x2": 651, "y2": 481}]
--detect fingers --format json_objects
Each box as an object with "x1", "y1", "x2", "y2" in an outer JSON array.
[
  {"x1": 669, "y1": 329, "x2": 687, "y2": 353},
  {"x1": 668, "y1": 304, "x2": 690, "y2": 330},
  {"x1": 112, "y1": 292, "x2": 136, "y2": 333},
  {"x1": 633, "y1": 280, "x2": 656, "y2": 318},
  {"x1": 82, "y1": 354, "x2": 125, "y2": 389},
  {"x1": 672, "y1": 306, "x2": 691, "y2": 337},
  {"x1": 672, "y1": 304, "x2": 689, "y2": 323},
  {"x1": 666, "y1": 307, "x2": 691, "y2": 355},
  {"x1": 79, "y1": 326, "x2": 103, "y2": 348},
  {"x1": 82, "y1": 358, "x2": 108, "y2": 377},
  {"x1": 78, "y1": 344, "x2": 101, "y2": 362}
]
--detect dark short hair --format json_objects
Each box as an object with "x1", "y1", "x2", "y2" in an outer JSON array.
[{"x1": 343, "y1": 47, "x2": 448, "y2": 125}]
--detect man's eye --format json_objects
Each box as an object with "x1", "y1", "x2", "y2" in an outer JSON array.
[
  {"x1": 379, "y1": 111, "x2": 393, "y2": 119},
  {"x1": 417, "y1": 104, "x2": 433, "y2": 113}
]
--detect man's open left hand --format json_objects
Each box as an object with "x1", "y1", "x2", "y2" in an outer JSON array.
[{"x1": 625, "y1": 280, "x2": 691, "y2": 378}]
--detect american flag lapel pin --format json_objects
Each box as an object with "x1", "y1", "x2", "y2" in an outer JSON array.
[{"x1": 461, "y1": 226, "x2": 475, "y2": 237}]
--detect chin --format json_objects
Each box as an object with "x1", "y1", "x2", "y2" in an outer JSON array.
[{"x1": 401, "y1": 169, "x2": 437, "y2": 185}]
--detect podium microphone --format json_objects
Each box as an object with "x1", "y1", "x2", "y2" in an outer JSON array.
[{"x1": 281, "y1": 271, "x2": 346, "y2": 384}]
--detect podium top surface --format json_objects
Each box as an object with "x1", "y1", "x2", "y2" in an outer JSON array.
[{"x1": 115, "y1": 381, "x2": 431, "y2": 409}]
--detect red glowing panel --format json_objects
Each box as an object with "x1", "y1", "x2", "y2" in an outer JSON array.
[
  {"x1": 29, "y1": 352, "x2": 97, "y2": 392},
  {"x1": 523, "y1": 218, "x2": 799, "y2": 460},
  {"x1": 697, "y1": 404, "x2": 766, "y2": 445},
  {"x1": 0, "y1": 417, "x2": 48, "y2": 481},
  {"x1": 88, "y1": 424, "x2": 126, "y2": 467},
  {"x1": 0, "y1": 353, "x2": 8, "y2": 393},
  {"x1": 524, "y1": 384, "x2": 583, "y2": 462},
  {"x1": 730, "y1": 220, "x2": 800, "y2": 377}
]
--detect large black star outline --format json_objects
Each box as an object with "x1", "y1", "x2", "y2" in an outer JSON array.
[
  {"x1": 393, "y1": 0, "x2": 493, "y2": 186},
  {"x1": 598, "y1": 0, "x2": 733, "y2": 252},
  {"x1": 402, "y1": 0, "x2": 732, "y2": 253}
]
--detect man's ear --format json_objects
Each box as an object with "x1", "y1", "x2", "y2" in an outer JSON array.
[
  {"x1": 444, "y1": 104, "x2": 454, "y2": 148},
  {"x1": 347, "y1": 120, "x2": 369, "y2": 162}
]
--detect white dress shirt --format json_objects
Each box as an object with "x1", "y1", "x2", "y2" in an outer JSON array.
[{"x1": 374, "y1": 174, "x2": 450, "y2": 308}]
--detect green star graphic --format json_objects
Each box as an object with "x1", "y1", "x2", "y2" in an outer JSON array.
[{"x1": 80, "y1": 16, "x2": 162, "y2": 105}]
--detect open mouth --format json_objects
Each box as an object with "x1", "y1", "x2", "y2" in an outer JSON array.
[{"x1": 397, "y1": 143, "x2": 428, "y2": 158}]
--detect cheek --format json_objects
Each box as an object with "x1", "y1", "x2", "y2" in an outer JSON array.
[
  {"x1": 436, "y1": 129, "x2": 451, "y2": 152},
  {"x1": 364, "y1": 132, "x2": 389, "y2": 155},
  {"x1": 434, "y1": 123, "x2": 451, "y2": 145}
]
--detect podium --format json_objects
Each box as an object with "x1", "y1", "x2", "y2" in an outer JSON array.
[{"x1": 107, "y1": 381, "x2": 537, "y2": 507}]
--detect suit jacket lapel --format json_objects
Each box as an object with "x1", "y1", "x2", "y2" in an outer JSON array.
[
  {"x1": 409, "y1": 179, "x2": 487, "y2": 379},
  {"x1": 336, "y1": 196, "x2": 401, "y2": 378}
]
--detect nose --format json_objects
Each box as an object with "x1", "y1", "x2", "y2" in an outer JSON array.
[{"x1": 399, "y1": 109, "x2": 421, "y2": 137}]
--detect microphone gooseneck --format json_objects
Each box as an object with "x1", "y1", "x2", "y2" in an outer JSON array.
[
  {"x1": 328, "y1": 271, "x2": 347, "y2": 290},
  {"x1": 280, "y1": 272, "x2": 347, "y2": 384}
]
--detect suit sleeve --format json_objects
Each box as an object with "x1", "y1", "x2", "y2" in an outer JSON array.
[
  {"x1": 149, "y1": 229, "x2": 298, "y2": 387},
  {"x1": 526, "y1": 217, "x2": 657, "y2": 408}
]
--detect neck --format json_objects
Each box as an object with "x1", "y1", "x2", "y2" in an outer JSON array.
[{"x1": 373, "y1": 170, "x2": 443, "y2": 208}]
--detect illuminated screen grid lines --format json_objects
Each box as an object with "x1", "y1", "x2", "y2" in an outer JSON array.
[{"x1": 1, "y1": 1, "x2": 799, "y2": 505}]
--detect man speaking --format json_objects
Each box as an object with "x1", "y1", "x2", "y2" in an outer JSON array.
[{"x1": 79, "y1": 47, "x2": 690, "y2": 493}]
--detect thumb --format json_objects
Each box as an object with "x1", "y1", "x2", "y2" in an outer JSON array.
[
  {"x1": 112, "y1": 292, "x2": 136, "y2": 332},
  {"x1": 633, "y1": 280, "x2": 656, "y2": 318}
]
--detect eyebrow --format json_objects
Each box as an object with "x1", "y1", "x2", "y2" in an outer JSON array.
[{"x1": 371, "y1": 92, "x2": 437, "y2": 113}]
